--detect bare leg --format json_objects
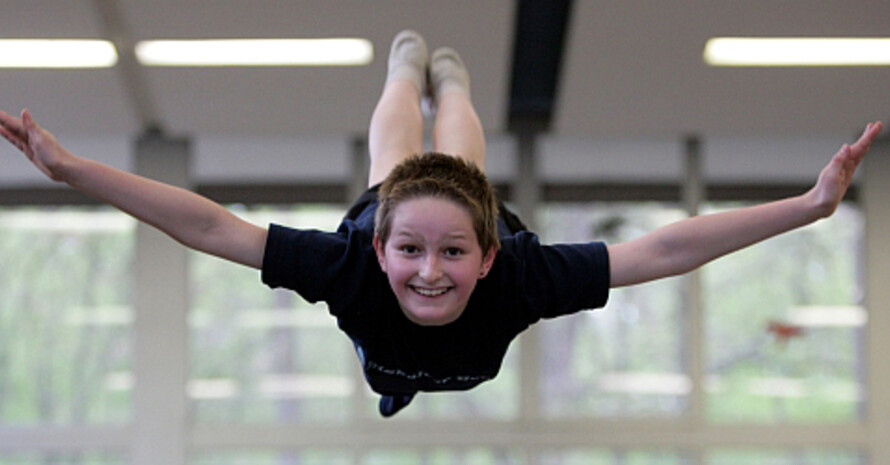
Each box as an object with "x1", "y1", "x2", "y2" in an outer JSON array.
[
  {"x1": 429, "y1": 48, "x2": 486, "y2": 170},
  {"x1": 432, "y1": 92, "x2": 486, "y2": 170},
  {"x1": 368, "y1": 81, "x2": 424, "y2": 186},
  {"x1": 368, "y1": 31, "x2": 428, "y2": 187}
]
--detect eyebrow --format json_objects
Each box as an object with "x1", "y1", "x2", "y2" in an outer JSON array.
[{"x1": 392, "y1": 230, "x2": 471, "y2": 242}]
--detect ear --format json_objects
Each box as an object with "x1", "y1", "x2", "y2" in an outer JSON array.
[
  {"x1": 373, "y1": 233, "x2": 387, "y2": 273},
  {"x1": 478, "y1": 246, "x2": 497, "y2": 278}
]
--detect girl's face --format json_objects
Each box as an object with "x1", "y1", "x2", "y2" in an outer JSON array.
[{"x1": 374, "y1": 196, "x2": 496, "y2": 326}]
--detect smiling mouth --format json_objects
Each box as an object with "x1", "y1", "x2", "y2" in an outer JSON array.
[{"x1": 409, "y1": 286, "x2": 452, "y2": 297}]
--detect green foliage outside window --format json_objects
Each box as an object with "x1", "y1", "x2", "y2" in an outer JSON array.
[
  {"x1": 538, "y1": 203, "x2": 688, "y2": 418},
  {"x1": 704, "y1": 203, "x2": 864, "y2": 424},
  {"x1": 189, "y1": 205, "x2": 354, "y2": 423},
  {"x1": 0, "y1": 208, "x2": 133, "y2": 426}
]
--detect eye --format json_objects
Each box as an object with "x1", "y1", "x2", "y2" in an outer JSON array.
[
  {"x1": 444, "y1": 247, "x2": 464, "y2": 257},
  {"x1": 398, "y1": 244, "x2": 420, "y2": 254}
]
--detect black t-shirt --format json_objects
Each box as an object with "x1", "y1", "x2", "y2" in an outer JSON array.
[{"x1": 261, "y1": 201, "x2": 610, "y2": 396}]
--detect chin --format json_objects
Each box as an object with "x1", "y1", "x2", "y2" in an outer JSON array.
[{"x1": 403, "y1": 306, "x2": 464, "y2": 326}]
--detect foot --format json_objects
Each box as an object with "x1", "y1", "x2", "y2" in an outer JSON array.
[
  {"x1": 378, "y1": 393, "x2": 416, "y2": 417},
  {"x1": 430, "y1": 47, "x2": 471, "y2": 101},
  {"x1": 386, "y1": 30, "x2": 428, "y2": 93}
]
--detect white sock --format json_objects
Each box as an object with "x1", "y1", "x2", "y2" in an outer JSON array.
[
  {"x1": 430, "y1": 47, "x2": 471, "y2": 100},
  {"x1": 386, "y1": 30, "x2": 428, "y2": 92}
]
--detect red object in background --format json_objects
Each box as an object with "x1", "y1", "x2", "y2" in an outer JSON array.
[{"x1": 767, "y1": 320, "x2": 806, "y2": 344}]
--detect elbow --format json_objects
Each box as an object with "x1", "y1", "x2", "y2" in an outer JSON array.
[
  {"x1": 167, "y1": 205, "x2": 228, "y2": 253},
  {"x1": 192, "y1": 208, "x2": 232, "y2": 252},
  {"x1": 648, "y1": 239, "x2": 703, "y2": 280}
]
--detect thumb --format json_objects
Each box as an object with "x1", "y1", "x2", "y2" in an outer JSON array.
[
  {"x1": 18, "y1": 109, "x2": 46, "y2": 159},
  {"x1": 20, "y1": 109, "x2": 47, "y2": 150},
  {"x1": 21, "y1": 109, "x2": 37, "y2": 134}
]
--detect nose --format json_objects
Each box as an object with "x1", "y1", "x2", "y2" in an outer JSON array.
[{"x1": 418, "y1": 254, "x2": 443, "y2": 282}]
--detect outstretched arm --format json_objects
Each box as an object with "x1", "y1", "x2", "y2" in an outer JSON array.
[
  {"x1": 1, "y1": 109, "x2": 267, "y2": 269},
  {"x1": 607, "y1": 121, "x2": 883, "y2": 287}
]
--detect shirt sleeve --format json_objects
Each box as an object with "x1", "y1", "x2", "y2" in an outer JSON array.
[
  {"x1": 509, "y1": 232, "x2": 611, "y2": 321},
  {"x1": 261, "y1": 223, "x2": 368, "y2": 304}
]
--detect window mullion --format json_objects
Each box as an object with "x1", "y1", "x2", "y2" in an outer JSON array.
[
  {"x1": 516, "y1": 130, "x2": 541, "y2": 422},
  {"x1": 864, "y1": 137, "x2": 890, "y2": 463},
  {"x1": 683, "y1": 136, "x2": 706, "y2": 434}
]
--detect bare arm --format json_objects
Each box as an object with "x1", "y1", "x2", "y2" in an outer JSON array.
[
  {"x1": 1, "y1": 109, "x2": 267, "y2": 269},
  {"x1": 607, "y1": 121, "x2": 883, "y2": 287}
]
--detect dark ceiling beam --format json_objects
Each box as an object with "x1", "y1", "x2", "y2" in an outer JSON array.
[
  {"x1": 92, "y1": 0, "x2": 162, "y2": 133},
  {"x1": 507, "y1": 0, "x2": 573, "y2": 133}
]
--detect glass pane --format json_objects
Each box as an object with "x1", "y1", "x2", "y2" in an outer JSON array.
[
  {"x1": 0, "y1": 451, "x2": 127, "y2": 465},
  {"x1": 707, "y1": 448, "x2": 865, "y2": 465},
  {"x1": 537, "y1": 449, "x2": 689, "y2": 465},
  {"x1": 704, "y1": 203, "x2": 864, "y2": 424},
  {"x1": 190, "y1": 205, "x2": 356, "y2": 423},
  {"x1": 363, "y1": 448, "x2": 524, "y2": 465},
  {"x1": 362, "y1": 345, "x2": 519, "y2": 419},
  {"x1": 190, "y1": 449, "x2": 351, "y2": 465},
  {"x1": 537, "y1": 203, "x2": 687, "y2": 418},
  {"x1": 0, "y1": 208, "x2": 134, "y2": 425}
]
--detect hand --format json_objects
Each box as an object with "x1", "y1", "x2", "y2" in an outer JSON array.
[
  {"x1": 807, "y1": 121, "x2": 883, "y2": 218},
  {"x1": 0, "y1": 109, "x2": 74, "y2": 182}
]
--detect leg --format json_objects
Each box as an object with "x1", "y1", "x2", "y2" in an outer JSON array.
[
  {"x1": 430, "y1": 48, "x2": 486, "y2": 170},
  {"x1": 378, "y1": 392, "x2": 416, "y2": 417},
  {"x1": 368, "y1": 82, "x2": 424, "y2": 186},
  {"x1": 368, "y1": 31, "x2": 428, "y2": 187}
]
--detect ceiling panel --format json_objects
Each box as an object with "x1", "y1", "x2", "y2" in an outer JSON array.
[
  {"x1": 0, "y1": 0, "x2": 134, "y2": 133},
  {"x1": 1, "y1": 0, "x2": 514, "y2": 136},
  {"x1": 555, "y1": 1, "x2": 890, "y2": 138},
  {"x1": 1, "y1": 1, "x2": 887, "y2": 141}
]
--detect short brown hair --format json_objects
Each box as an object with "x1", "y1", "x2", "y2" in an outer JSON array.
[{"x1": 375, "y1": 152, "x2": 499, "y2": 253}]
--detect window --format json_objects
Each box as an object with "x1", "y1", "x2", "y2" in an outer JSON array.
[
  {"x1": 706, "y1": 448, "x2": 865, "y2": 465},
  {"x1": 361, "y1": 448, "x2": 524, "y2": 465},
  {"x1": 538, "y1": 449, "x2": 689, "y2": 464},
  {"x1": 189, "y1": 449, "x2": 351, "y2": 465},
  {"x1": 189, "y1": 205, "x2": 355, "y2": 423},
  {"x1": 0, "y1": 207, "x2": 134, "y2": 426},
  {"x1": 0, "y1": 452, "x2": 128, "y2": 465},
  {"x1": 0, "y1": 181, "x2": 874, "y2": 462},
  {"x1": 538, "y1": 202, "x2": 688, "y2": 418},
  {"x1": 703, "y1": 203, "x2": 865, "y2": 424}
]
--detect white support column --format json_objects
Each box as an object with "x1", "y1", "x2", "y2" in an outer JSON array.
[
  {"x1": 682, "y1": 136, "x2": 705, "y2": 464},
  {"x1": 349, "y1": 136, "x2": 372, "y2": 449},
  {"x1": 515, "y1": 130, "x2": 541, "y2": 424},
  {"x1": 864, "y1": 137, "x2": 890, "y2": 463},
  {"x1": 132, "y1": 130, "x2": 191, "y2": 465}
]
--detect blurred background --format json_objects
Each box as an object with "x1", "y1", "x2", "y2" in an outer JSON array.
[{"x1": 1, "y1": 1, "x2": 889, "y2": 464}]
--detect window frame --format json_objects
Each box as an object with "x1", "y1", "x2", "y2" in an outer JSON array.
[{"x1": 0, "y1": 173, "x2": 876, "y2": 464}]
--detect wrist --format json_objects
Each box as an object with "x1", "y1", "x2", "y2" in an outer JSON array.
[
  {"x1": 800, "y1": 188, "x2": 835, "y2": 221},
  {"x1": 55, "y1": 152, "x2": 87, "y2": 185}
]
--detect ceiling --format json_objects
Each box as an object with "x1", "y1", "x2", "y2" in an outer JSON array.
[{"x1": 1, "y1": 0, "x2": 888, "y2": 140}]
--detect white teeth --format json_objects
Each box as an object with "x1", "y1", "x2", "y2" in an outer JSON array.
[{"x1": 412, "y1": 286, "x2": 448, "y2": 297}]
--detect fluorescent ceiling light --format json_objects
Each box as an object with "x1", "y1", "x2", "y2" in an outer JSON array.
[
  {"x1": 135, "y1": 38, "x2": 373, "y2": 67},
  {"x1": 0, "y1": 39, "x2": 118, "y2": 68},
  {"x1": 704, "y1": 37, "x2": 890, "y2": 67}
]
